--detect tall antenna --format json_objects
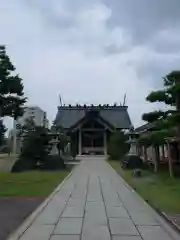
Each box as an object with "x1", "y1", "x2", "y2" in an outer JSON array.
[
  {"x1": 59, "y1": 94, "x2": 62, "y2": 106},
  {"x1": 123, "y1": 93, "x2": 127, "y2": 106}
]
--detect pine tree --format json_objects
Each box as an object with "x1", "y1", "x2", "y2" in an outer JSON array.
[
  {"x1": 0, "y1": 45, "x2": 26, "y2": 144},
  {"x1": 0, "y1": 45, "x2": 26, "y2": 119},
  {"x1": 139, "y1": 71, "x2": 180, "y2": 145},
  {"x1": 138, "y1": 71, "x2": 180, "y2": 175}
]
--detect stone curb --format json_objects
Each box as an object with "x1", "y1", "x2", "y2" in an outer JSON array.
[
  {"x1": 7, "y1": 169, "x2": 74, "y2": 240},
  {"x1": 107, "y1": 161, "x2": 180, "y2": 240},
  {"x1": 158, "y1": 211, "x2": 180, "y2": 234}
]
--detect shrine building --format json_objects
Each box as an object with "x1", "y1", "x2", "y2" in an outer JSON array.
[{"x1": 54, "y1": 104, "x2": 132, "y2": 156}]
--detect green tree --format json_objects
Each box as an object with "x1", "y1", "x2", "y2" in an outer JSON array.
[
  {"x1": 12, "y1": 126, "x2": 52, "y2": 172},
  {"x1": 139, "y1": 71, "x2": 180, "y2": 174},
  {"x1": 0, "y1": 45, "x2": 26, "y2": 144},
  {"x1": 0, "y1": 45, "x2": 26, "y2": 118},
  {"x1": 141, "y1": 71, "x2": 180, "y2": 142},
  {"x1": 21, "y1": 126, "x2": 51, "y2": 161},
  {"x1": 107, "y1": 131, "x2": 130, "y2": 160}
]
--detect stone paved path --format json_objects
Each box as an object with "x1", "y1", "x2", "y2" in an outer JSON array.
[{"x1": 9, "y1": 157, "x2": 180, "y2": 240}]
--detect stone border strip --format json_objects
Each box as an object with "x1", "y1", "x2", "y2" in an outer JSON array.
[
  {"x1": 106, "y1": 161, "x2": 180, "y2": 240},
  {"x1": 158, "y1": 211, "x2": 180, "y2": 234},
  {"x1": 7, "y1": 168, "x2": 75, "y2": 240}
]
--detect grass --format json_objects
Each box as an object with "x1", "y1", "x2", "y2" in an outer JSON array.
[
  {"x1": 0, "y1": 169, "x2": 71, "y2": 197},
  {"x1": 109, "y1": 160, "x2": 180, "y2": 214}
]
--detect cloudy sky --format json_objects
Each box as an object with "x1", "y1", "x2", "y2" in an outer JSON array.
[{"x1": 1, "y1": 0, "x2": 180, "y2": 130}]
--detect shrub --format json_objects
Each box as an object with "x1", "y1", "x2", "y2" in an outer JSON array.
[
  {"x1": 42, "y1": 155, "x2": 66, "y2": 170},
  {"x1": 20, "y1": 127, "x2": 51, "y2": 161},
  {"x1": 107, "y1": 131, "x2": 130, "y2": 160},
  {"x1": 121, "y1": 154, "x2": 144, "y2": 169},
  {"x1": 12, "y1": 127, "x2": 53, "y2": 172},
  {"x1": 11, "y1": 158, "x2": 36, "y2": 172}
]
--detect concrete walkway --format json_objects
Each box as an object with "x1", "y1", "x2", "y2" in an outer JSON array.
[{"x1": 9, "y1": 157, "x2": 180, "y2": 240}]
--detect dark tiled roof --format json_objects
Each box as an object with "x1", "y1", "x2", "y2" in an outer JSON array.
[
  {"x1": 135, "y1": 122, "x2": 154, "y2": 133},
  {"x1": 54, "y1": 106, "x2": 132, "y2": 129}
]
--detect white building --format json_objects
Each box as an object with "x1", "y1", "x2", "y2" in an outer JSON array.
[
  {"x1": 10, "y1": 106, "x2": 49, "y2": 153},
  {"x1": 16, "y1": 106, "x2": 49, "y2": 128}
]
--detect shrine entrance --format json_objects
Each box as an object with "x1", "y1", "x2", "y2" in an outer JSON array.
[
  {"x1": 78, "y1": 118, "x2": 108, "y2": 155},
  {"x1": 82, "y1": 130, "x2": 105, "y2": 155}
]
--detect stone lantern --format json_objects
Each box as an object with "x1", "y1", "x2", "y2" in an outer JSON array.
[
  {"x1": 126, "y1": 126, "x2": 139, "y2": 155},
  {"x1": 49, "y1": 136, "x2": 59, "y2": 155}
]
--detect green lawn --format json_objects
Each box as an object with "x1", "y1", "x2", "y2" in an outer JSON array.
[
  {"x1": 109, "y1": 160, "x2": 180, "y2": 214},
  {"x1": 0, "y1": 169, "x2": 71, "y2": 197}
]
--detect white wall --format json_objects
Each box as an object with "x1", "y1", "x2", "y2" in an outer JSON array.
[{"x1": 16, "y1": 106, "x2": 47, "y2": 127}]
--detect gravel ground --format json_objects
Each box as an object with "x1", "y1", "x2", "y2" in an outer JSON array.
[{"x1": 0, "y1": 197, "x2": 44, "y2": 240}]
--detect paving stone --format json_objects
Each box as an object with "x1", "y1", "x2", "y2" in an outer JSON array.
[
  {"x1": 137, "y1": 225, "x2": 173, "y2": 240},
  {"x1": 87, "y1": 193, "x2": 102, "y2": 202},
  {"x1": 102, "y1": 192, "x2": 122, "y2": 206},
  {"x1": 84, "y1": 206, "x2": 107, "y2": 225},
  {"x1": 67, "y1": 198, "x2": 86, "y2": 207},
  {"x1": 84, "y1": 214, "x2": 107, "y2": 226},
  {"x1": 101, "y1": 185, "x2": 120, "y2": 201},
  {"x1": 54, "y1": 218, "x2": 83, "y2": 235},
  {"x1": 82, "y1": 225, "x2": 110, "y2": 240},
  {"x1": 55, "y1": 188, "x2": 73, "y2": 201},
  {"x1": 51, "y1": 194, "x2": 69, "y2": 203},
  {"x1": 109, "y1": 218, "x2": 139, "y2": 236},
  {"x1": 71, "y1": 190, "x2": 86, "y2": 199},
  {"x1": 50, "y1": 235, "x2": 80, "y2": 240},
  {"x1": 129, "y1": 210, "x2": 159, "y2": 226},
  {"x1": 104, "y1": 198, "x2": 123, "y2": 207},
  {"x1": 112, "y1": 236, "x2": 142, "y2": 240},
  {"x1": 106, "y1": 206, "x2": 130, "y2": 218},
  {"x1": 85, "y1": 204, "x2": 107, "y2": 224},
  {"x1": 85, "y1": 201, "x2": 105, "y2": 211},
  {"x1": 62, "y1": 206, "x2": 84, "y2": 217},
  {"x1": 87, "y1": 181, "x2": 102, "y2": 202},
  {"x1": 21, "y1": 225, "x2": 54, "y2": 240},
  {"x1": 35, "y1": 203, "x2": 65, "y2": 225}
]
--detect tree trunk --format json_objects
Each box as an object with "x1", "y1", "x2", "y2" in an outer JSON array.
[
  {"x1": 162, "y1": 145, "x2": 165, "y2": 159},
  {"x1": 154, "y1": 145, "x2": 160, "y2": 173},
  {"x1": 137, "y1": 146, "x2": 141, "y2": 157},
  {"x1": 167, "y1": 142, "x2": 174, "y2": 178},
  {"x1": 143, "y1": 146, "x2": 148, "y2": 163},
  {"x1": 137, "y1": 145, "x2": 141, "y2": 157}
]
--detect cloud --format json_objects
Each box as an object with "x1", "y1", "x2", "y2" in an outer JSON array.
[
  {"x1": 106, "y1": 0, "x2": 180, "y2": 43},
  {"x1": 1, "y1": 0, "x2": 180, "y2": 131}
]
